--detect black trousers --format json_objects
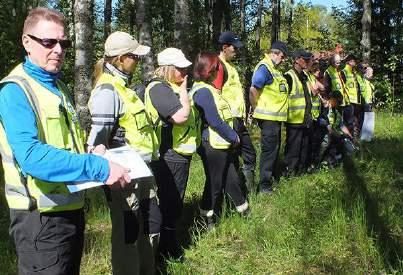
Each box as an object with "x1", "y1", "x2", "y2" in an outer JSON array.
[
  {"x1": 151, "y1": 157, "x2": 190, "y2": 229},
  {"x1": 309, "y1": 120, "x2": 327, "y2": 166},
  {"x1": 342, "y1": 104, "x2": 354, "y2": 136},
  {"x1": 233, "y1": 118, "x2": 257, "y2": 170},
  {"x1": 257, "y1": 120, "x2": 282, "y2": 189},
  {"x1": 9, "y1": 208, "x2": 85, "y2": 275},
  {"x1": 198, "y1": 140, "x2": 246, "y2": 215},
  {"x1": 351, "y1": 103, "x2": 363, "y2": 139},
  {"x1": 284, "y1": 125, "x2": 311, "y2": 175}
]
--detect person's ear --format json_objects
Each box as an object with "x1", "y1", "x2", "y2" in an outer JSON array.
[{"x1": 22, "y1": 34, "x2": 31, "y2": 55}]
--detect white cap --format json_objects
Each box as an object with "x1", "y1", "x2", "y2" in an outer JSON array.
[
  {"x1": 104, "y1": 31, "x2": 150, "y2": 57},
  {"x1": 157, "y1": 48, "x2": 192, "y2": 68}
]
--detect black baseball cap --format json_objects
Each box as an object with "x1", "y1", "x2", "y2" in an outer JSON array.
[
  {"x1": 344, "y1": 54, "x2": 358, "y2": 62},
  {"x1": 292, "y1": 49, "x2": 313, "y2": 60},
  {"x1": 271, "y1": 41, "x2": 288, "y2": 55},
  {"x1": 218, "y1": 31, "x2": 244, "y2": 48}
]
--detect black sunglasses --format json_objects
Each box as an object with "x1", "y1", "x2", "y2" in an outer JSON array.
[
  {"x1": 27, "y1": 34, "x2": 72, "y2": 50},
  {"x1": 125, "y1": 53, "x2": 140, "y2": 60}
]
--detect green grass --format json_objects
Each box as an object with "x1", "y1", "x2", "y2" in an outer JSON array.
[{"x1": 0, "y1": 112, "x2": 402, "y2": 274}]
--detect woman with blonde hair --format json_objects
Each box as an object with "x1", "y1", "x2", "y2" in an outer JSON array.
[
  {"x1": 144, "y1": 48, "x2": 198, "y2": 259},
  {"x1": 87, "y1": 31, "x2": 161, "y2": 275}
]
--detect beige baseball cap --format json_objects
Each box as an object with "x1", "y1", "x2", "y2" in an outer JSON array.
[
  {"x1": 157, "y1": 48, "x2": 192, "y2": 68},
  {"x1": 104, "y1": 31, "x2": 150, "y2": 57}
]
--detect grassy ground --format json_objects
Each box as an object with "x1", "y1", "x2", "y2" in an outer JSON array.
[{"x1": 0, "y1": 112, "x2": 402, "y2": 274}]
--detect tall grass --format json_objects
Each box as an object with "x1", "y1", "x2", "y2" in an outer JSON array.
[{"x1": 0, "y1": 112, "x2": 402, "y2": 274}]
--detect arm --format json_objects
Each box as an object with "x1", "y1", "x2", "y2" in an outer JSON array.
[
  {"x1": 194, "y1": 88, "x2": 238, "y2": 144},
  {"x1": 249, "y1": 65, "x2": 273, "y2": 109},
  {"x1": 149, "y1": 81, "x2": 190, "y2": 125},
  {"x1": 87, "y1": 84, "x2": 121, "y2": 148},
  {"x1": 0, "y1": 83, "x2": 110, "y2": 183}
]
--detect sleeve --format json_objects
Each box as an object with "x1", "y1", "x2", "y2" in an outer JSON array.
[
  {"x1": 149, "y1": 83, "x2": 182, "y2": 121},
  {"x1": 0, "y1": 83, "x2": 110, "y2": 183},
  {"x1": 251, "y1": 65, "x2": 274, "y2": 89},
  {"x1": 193, "y1": 88, "x2": 238, "y2": 144},
  {"x1": 87, "y1": 84, "x2": 121, "y2": 147},
  {"x1": 284, "y1": 74, "x2": 293, "y2": 92}
]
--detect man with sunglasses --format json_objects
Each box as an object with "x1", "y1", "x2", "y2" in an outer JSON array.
[
  {"x1": 249, "y1": 41, "x2": 289, "y2": 194},
  {"x1": 0, "y1": 7, "x2": 131, "y2": 275},
  {"x1": 218, "y1": 31, "x2": 257, "y2": 195},
  {"x1": 283, "y1": 49, "x2": 314, "y2": 176}
]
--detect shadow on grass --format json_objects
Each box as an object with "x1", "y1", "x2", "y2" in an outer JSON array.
[{"x1": 343, "y1": 155, "x2": 402, "y2": 270}]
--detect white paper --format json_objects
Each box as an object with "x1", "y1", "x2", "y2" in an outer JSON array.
[
  {"x1": 67, "y1": 146, "x2": 152, "y2": 193},
  {"x1": 360, "y1": 112, "x2": 375, "y2": 141}
]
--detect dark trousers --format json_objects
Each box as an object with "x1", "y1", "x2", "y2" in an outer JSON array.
[
  {"x1": 233, "y1": 118, "x2": 256, "y2": 170},
  {"x1": 10, "y1": 208, "x2": 85, "y2": 275},
  {"x1": 198, "y1": 140, "x2": 246, "y2": 215},
  {"x1": 284, "y1": 125, "x2": 310, "y2": 175},
  {"x1": 151, "y1": 158, "x2": 190, "y2": 229},
  {"x1": 351, "y1": 103, "x2": 363, "y2": 139},
  {"x1": 257, "y1": 120, "x2": 282, "y2": 189},
  {"x1": 310, "y1": 120, "x2": 327, "y2": 166},
  {"x1": 342, "y1": 104, "x2": 354, "y2": 136}
]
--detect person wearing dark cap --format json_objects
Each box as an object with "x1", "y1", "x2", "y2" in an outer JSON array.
[
  {"x1": 218, "y1": 31, "x2": 257, "y2": 194},
  {"x1": 283, "y1": 49, "x2": 314, "y2": 175},
  {"x1": 249, "y1": 41, "x2": 289, "y2": 194},
  {"x1": 341, "y1": 54, "x2": 362, "y2": 138}
]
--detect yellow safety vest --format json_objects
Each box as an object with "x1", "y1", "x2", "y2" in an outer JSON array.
[
  {"x1": 305, "y1": 71, "x2": 320, "y2": 120},
  {"x1": 357, "y1": 74, "x2": 374, "y2": 104},
  {"x1": 90, "y1": 73, "x2": 159, "y2": 160},
  {"x1": 342, "y1": 64, "x2": 360, "y2": 104},
  {"x1": 190, "y1": 81, "x2": 233, "y2": 150},
  {"x1": 219, "y1": 56, "x2": 246, "y2": 119},
  {"x1": 285, "y1": 69, "x2": 308, "y2": 124},
  {"x1": 144, "y1": 80, "x2": 200, "y2": 156},
  {"x1": 0, "y1": 64, "x2": 86, "y2": 212},
  {"x1": 325, "y1": 66, "x2": 350, "y2": 107},
  {"x1": 252, "y1": 55, "x2": 289, "y2": 121}
]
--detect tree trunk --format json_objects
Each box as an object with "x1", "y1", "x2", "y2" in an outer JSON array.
[
  {"x1": 104, "y1": 0, "x2": 112, "y2": 41},
  {"x1": 287, "y1": 0, "x2": 294, "y2": 44},
  {"x1": 255, "y1": 0, "x2": 263, "y2": 51},
  {"x1": 361, "y1": 0, "x2": 371, "y2": 63},
  {"x1": 240, "y1": 0, "x2": 246, "y2": 38},
  {"x1": 174, "y1": 0, "x2": 190, "y2": 55},
  {"x1": 271, "y1": 0, "x2": 280, "y2": 44},
  {"x1": 136, "y1": 0, "x2": 154, "y2": 81},
  {"x1": 212, "y1": 0, "x2": 224, "y2": 44},
  {"x1": 223, "y1": 0, "x2": 231, "y2": 31},
  {"x1": 74, "y1": 0, "x2": 93, "y2": 131},
  {"x1": 206, "y1": 0, "x2": 213, "y2": 47}
]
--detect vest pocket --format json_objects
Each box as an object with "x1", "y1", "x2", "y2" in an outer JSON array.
[
  {"x1": 44, "y1": 106, "x2": 68, "y2": 149},
  {"x1": 133, "y1": 110, "x2": 149, "y2": 130}
]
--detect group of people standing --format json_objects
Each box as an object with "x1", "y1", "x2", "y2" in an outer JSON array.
[{"x1": 0, "y1": 7, "x2": 375, "y2": 275}]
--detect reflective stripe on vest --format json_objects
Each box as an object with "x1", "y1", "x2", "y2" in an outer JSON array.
[
  {"x1": 252, "y1": 55, "x2": 288, "y2": 121},
  {"x1": 285, "y1": 70, "x2": 306, "y2": 124},
  {"x1": 219, "y1": 56, "x2": 246, "y2": 118},
  {"x1": 144, "y1": 80, "x2": 200, "y2": 156},
  {"x1": 0, "y1": 64, "x2": 85, "y2": 212},
  {"x1": 342, "y1": 64, "x2": 360, "y2": 104},
  {"x1": 305, "y1": 71, "x2": 320, "y2": 119},
  {"x1": 190, "y1": 82, "x2": 233, "y2": 150},
  {"x1": 325, "y1": 66, "x2": 350, "y2": 106},
  {"x1": 91, "y1": 73, "x2": 159, "y2": 161}
]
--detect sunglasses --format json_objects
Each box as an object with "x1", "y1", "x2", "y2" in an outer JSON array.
[
  {"x1": 27, "y1": 34, "x2": 72, "y2": 50},
  {"x1": 125, "y1": 53, "x2": 140, "y2": 60}
]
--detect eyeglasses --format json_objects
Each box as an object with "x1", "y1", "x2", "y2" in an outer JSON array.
[{"x1": 27, "y1": 34, "x2": 72, "y2": 50}]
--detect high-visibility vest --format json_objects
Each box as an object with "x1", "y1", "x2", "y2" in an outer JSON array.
[
  {"x1": 357, "y1": 74, "x2": 374, "y2": 104},
  {"x1": 328, "y1": 107, "x2": 343, "y2": 135},
  {"x1": 90, "y1": 73, "x2": 159, "y2": 160},
  {"x1": 219, "y1": 56, "x2": 246, "y2": 119},
  {"x1": 325, "y1": 65, "x2": 350, "y2": 106},
  {"x1": 0, "y1": 64, "x2": 86, "y2": 212},
  {"x1": 305, "y1": 71, "x2": 320, "y2": 120},
  {"x1": 190, "y1": 81, "x2": 233, "y2": 150},
  {"x1": 285, "y1": 69, "x2": 308, "y2": 124},
  {"x1": 252, "y1": 55, "x2": 289, "y2": 121},
  {"x1": 144, "y1": 80, "x2": 200, "y2": 156},
  {"x1": 342, "y1": 64, "x2": 360, "y2": 104}
]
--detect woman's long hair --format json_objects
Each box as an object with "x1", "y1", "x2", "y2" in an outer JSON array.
[
  {"x1": 193, "y1": 52, "x2": 220, "y2": 83},
  {"x1": 92, "y1": 56, "x2": 119, "y2": 88}
]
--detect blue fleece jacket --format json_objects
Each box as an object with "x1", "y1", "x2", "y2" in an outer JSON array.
[{"x1": 0, "y1": 58, "x2": 109, "y2": 183}]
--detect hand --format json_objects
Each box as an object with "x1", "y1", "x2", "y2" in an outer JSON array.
[
  {"x1": 180, "y1": 75, "x2": 188, "y2": 92},
  {"x1": 91, "y1": 144, "x2": 106, "y2": 156},
  {"x1": 105, "y1": 161, "x2": 131, "y2": 189}
]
